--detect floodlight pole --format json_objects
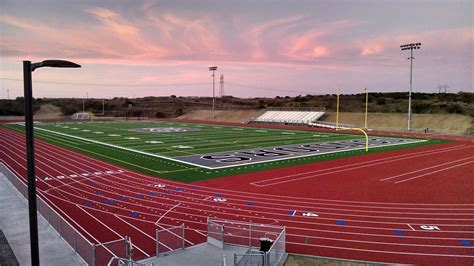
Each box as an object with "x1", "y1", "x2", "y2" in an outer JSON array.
[
  {"x1": 401, "y1": 43, "x2": 421, "y2": 132},
  {"x1": 408, "y1": 47, "x2": 413, "y2": 131},
  {"x1": 22, "y1": 59, "x2": 80, "y2": 266},
  {"x1": 209, "y1": 66, "x2": 218, "y2": 119}
]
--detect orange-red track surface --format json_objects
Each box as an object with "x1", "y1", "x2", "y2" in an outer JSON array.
[{"x1": 0, "y1": 126, "x2": 473, "y2": 265}]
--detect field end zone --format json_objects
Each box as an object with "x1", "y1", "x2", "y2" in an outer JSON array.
[{"x1": 28, "y1": 124, "x2": 426, "y2": 170}]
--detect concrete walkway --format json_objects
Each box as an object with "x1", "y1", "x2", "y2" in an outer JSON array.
[{"x1": 0, "y1": 173, "x2": 86, "y2": 265}]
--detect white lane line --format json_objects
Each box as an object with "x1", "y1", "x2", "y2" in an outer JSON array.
[
  {"x1": 78, "y1": 205, "x2": 150, "y2": 257},
  {"x1": 380, "y1": 157, "x2": 474, "y2": 181},
  {"x1": 407, "y1": 224, "x2": 416, "y2": 231},
  {"x1": 251, "y1": 144, "x2": 468, "y2": 186},
  {"x1": 114, "y1": 215, "x2": 161, "y2": 255},
  {"x1": 4, "y1": 129, "x2": 471, "y2": 206},
  {"x1": 155, "y1": 203, "x2": 181, "y2": 225},
  {"x1": 252, "y1": 145, "x2": 471, "y2": 187},
  {"x1": 395, "y1": 161, "x2": 474, "y2": 184},
  {"x1": 194, "y1": 229, "x2": 206, "y2": 236}
]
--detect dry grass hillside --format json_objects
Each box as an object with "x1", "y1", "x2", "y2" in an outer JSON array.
[
  {"x1": 322, "y1": 112, "x2": 473, "y2": 134},
  {"x1": 177, "y1": 109, "x2": 265, "y2": 122}
]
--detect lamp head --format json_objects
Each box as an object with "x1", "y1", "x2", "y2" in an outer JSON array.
[{"x1": 31, "y1": 60, "x2": 81, "y2": 71}]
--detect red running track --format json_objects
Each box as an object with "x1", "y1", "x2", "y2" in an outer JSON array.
[{"x1": 0, "y1": 126, "x2": 473, "y2": 265}]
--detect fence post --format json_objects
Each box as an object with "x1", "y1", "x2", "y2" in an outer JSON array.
[
  {"x1": 248, "y1": 223, "x2": 252, "y2": 249},
  {"x1": 181, "y1": 223, "x2": 185, "y2": 249},
  {"x1": 92, "y1": 244, "x2": 96, "y2": 266},
  {"x1": 156, "y1": 228, "x2": 159, "y2": 257},
  {"x1": 73, "y1": 232, "x2": 77, "y2": 252}
]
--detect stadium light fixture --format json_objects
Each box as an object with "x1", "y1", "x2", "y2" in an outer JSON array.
[
  {"x1": 23, "y1": 59, "x2": 81, "y2": 265},
  {"x1": 400, "y1": 42, "x2": 421, "y2": 131},
  {"x1": 208, "y1": 66, "x2": 218, "y2": 119}
]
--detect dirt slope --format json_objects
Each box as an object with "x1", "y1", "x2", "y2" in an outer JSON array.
[
  {"x1": 177, "y1": 109, "x2": 265, "y2": 122},
  {"x1": 322, "y1": 112, "x2": 472, "y2": 134}
]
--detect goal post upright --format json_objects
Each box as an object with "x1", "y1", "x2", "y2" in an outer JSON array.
[{"x1": 335, "y1": 86, "x2": 369, "y2": 152}]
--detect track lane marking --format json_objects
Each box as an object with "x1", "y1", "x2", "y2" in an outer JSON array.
[
  {"x1": 380, "y1": 156, "x2": 474, "y2": 182},
  {"x1": 395, "y1": 161, "x2": 474, "y2": 184}
]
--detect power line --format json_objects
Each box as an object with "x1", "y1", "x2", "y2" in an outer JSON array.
[{"x1": 0, "y1": 77, "x2": 208, "y2": 87}]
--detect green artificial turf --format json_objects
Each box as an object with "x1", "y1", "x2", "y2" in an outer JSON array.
[{"x1": 3, "y1": 121, "x2": 450, "y2": 182}]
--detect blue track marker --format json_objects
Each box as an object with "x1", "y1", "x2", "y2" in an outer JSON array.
[
  {"x1": 164, "y1": 189, "x2": 171, "y2": 193},
  {"x1": 149, "y1": 191, "x2": 158, "y2": 196},
  {"x1": 336, "y1": 220, "x2": 345, "y2": 225},
  {"x1": 288, "y1": 210, "x2": 297, "y2": 216},
  {"x1": 247, "y1": 202, "x2": 255, "y2": 206},
  {"x1": 118, "y1": 196, "x2": 128, "y2": 201},
  {"x1": 215, "y1": 193, "x2": 223, "y2": 197},
  {"x1": 134, "y1": 193, "x2": 144, "y2": 198},
  {"x1": 460, "y1": 240, "x2": 472, "y2": 246},
  {"x1": 102, "y1": 199, "x2": 117, "y2": 205},
  {"x1": 189, "y1": 185, "x2": 197, "y2": 189},
  {"x1": 84, "y1": 201, "x2": 93, "y2": 207},
  {"x1": 95, "y1": 191, "x2": 102, "y2": 195},
  {"x1": 394, "y1": 230, "x2": 405, "y2": 236},
  {"x1": 129, "y1": 212, "x2": 140, "y2": 217},
  {"x1": 177, "y1": 188, "x2": 184, "y2": 192}
]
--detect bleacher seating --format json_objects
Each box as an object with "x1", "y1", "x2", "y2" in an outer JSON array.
[{"x1": 252, "y1": 110, "x2": 325, "y2": 125}]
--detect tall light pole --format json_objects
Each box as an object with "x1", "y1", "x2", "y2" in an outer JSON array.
[
  {"x1": 208, "y1": 66, "x2": 218, "y2": 119},
  {"x1": 23, "y1": 59, "x2": 80, "y2": 265},
  {"x1": 400, "y1": 42, "x2": 421, "y2": 131}
]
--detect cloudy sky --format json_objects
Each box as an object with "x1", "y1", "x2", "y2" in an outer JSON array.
[{"x1": 0, "y1": 0, "x2": 472, "y2": 98}]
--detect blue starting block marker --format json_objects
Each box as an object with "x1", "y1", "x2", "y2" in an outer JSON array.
[
  {"x1": 189, "y1": 185, "x2": 197, "y2": 189},
  {"x1": 215, "y1": 193, "x2": 223, "y2": 197},
  {"x1": 336, "y1": 220, "x2": 345, "y2": 225},
  {"x1": 129, "y1": 212, "x2": 140, "y2": 217},
  {"x1": 288, "y1": 210, "x2": 296, "y2": 216},
  {"x1": 164, "y1": 189, "x2": 171, "y2": 193},
  {"x1": 84, "y1": 201, "x2": 93, "y2": 207},
  {"x1": 117, "y1": 196, "x2": 128, "y2": 201},
  {"x1": 134, "y1": 193, "x2": 144, "y2": 198},
  {"x1": 149, "y1": 191, "x2": 158, "y2": 196},
  {"x1": 394, "y1": 230, "x2": 405, "y2": 236},
  {"x1": 95, "y1": 191, "x2": 102, "y2": 195},
  {"x1": 460, "y1": 240, "x2": 472, "y2": 246},
  {"x1": 247, "y1": 202, "x2": 255, "y2": 206},
  {"x1": 177, "y1": 188, "x2": 184, "y2": 192}
]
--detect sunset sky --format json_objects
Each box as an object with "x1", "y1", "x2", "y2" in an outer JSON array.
[{"x1": 0, "y1": 0, "x2": 472, "y2": 99}]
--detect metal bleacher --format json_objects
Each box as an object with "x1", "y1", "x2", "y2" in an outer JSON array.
[{"x1": 251, "y1": 107, "x2": 326, "y2": 125}]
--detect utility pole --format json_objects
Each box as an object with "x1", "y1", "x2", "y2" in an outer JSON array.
[
  {"x1": 220, "y1": 74, "x2": 224, "y2": 97},
  {"x1": 400, "y1": 42, "x2": 421, "y2": 132}
]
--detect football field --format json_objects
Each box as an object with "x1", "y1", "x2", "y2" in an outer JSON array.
[{"x1": 5, "y1": 120, "x2": 439, "y2": 181}]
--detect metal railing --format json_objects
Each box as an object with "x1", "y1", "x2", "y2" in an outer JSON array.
[
  {"x1": 0, "y1": 162, "x2": 129, "y2": 266},
  {"x1": 156, "y1": 224, "x2": 185, "y2": 256},
  {"x1": 207, "y1": 219, "x2": 286, "y2": 266}
]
